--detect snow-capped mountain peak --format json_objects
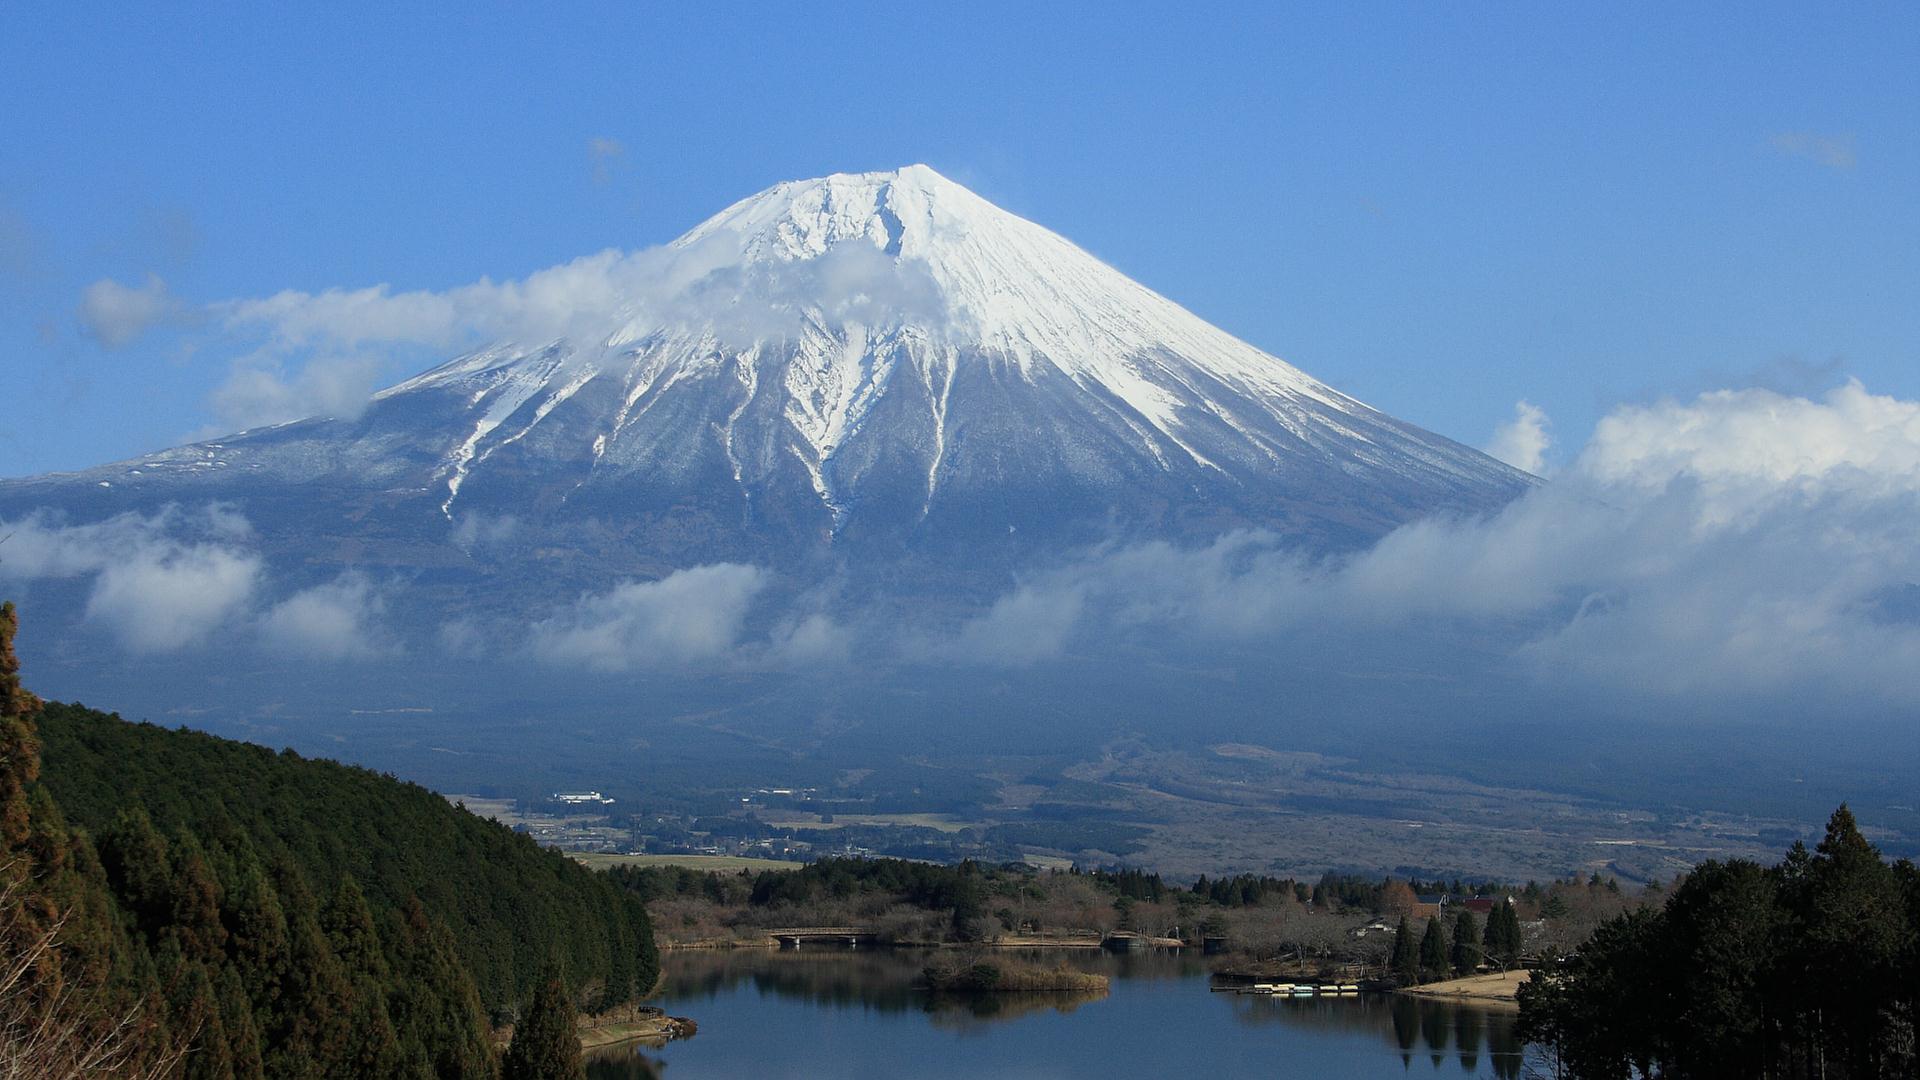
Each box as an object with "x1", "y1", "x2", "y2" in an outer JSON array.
[
  {"x1": 15, "y1": 167, "x2": 1533, "y2": 563},
  {"x1": 671, "y1": 165, "x2": 1338, "y2": 410}
]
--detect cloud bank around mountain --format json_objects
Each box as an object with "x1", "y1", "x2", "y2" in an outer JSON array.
[
  {"x1": 0, "y1": 505, "x2": 260, "y2": 652},
  {"x1": 528, "y1": 564, "x2": 769, "y2": 671},
  {"x1": 77, "y1": 235, "x2": 950, "y2": 437},
  {"x1": 258, "y1": 574, "x2": 389, "y2": 660},
  {"x1": 940, "y1": 380, "x2": 1920, "y2": 708},
  {"x1": 212, "y1": 237, "x2": 942, "y2": 357},
  {"x1": 9, "y1": 380, "x2": 1920, "y2": 720}
]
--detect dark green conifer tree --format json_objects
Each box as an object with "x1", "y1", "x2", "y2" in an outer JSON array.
[
  {"x1": 1418, "y1": 917, "x2": 1449, "y2": 983},
  {"x1": 502, "y1": 964, "x2": 584, "y2": 1080},
  {"x1": 224, "y1": 855, "x2": 291, "y2": 1016},
  {"x1": 950, "y1": 862, "x2": 987, "y2": 942},
  {"x1": 1390, "y1": 915, "x2": 1418, "y2": 983},
  {"x1": 100, "y1": 806, "x2": 174, "y2": 936},
  {"x1": 167, "y1": 958, "x2": 236, "y2": 1080},
  {"x1": 1793, "y1": 804, "x2": 1909, "y2": 1076},
  {"x1": 214, "y1": 964, "x2": 266, "y2": 1080},
  {"x1": 167, "y1": 831, "x2": 227, "y2": 961},
  {"x1": 1450, "y1": 909, "x2": 1481, "y2": 975},
  {"x1": 385, "y1": 896, "x2": 494, "y2": 1077},
  {"x1": 260, "y1": 856, "x2": 356, "y2": 1077},
  {"x1": 1480, "y1": 899, "x2": 1520, "y2": 968},
  {"x1": 321, "y1": 876, "x2": 402, "y2": 1077}
]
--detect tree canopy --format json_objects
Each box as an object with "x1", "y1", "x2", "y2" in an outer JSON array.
[
  {"x1": 1519, "y1": 805, "x2": 1918, "y2": 1079},
  {"x1": 2, "y1": 600, "x2": 659, "y2": 1075}
]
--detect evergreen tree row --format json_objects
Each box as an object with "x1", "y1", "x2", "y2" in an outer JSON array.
[{"x1": 1518, "y1": 806, "x2": 1918, "y2": 1079}]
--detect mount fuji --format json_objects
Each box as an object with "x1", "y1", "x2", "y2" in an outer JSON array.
[{"x1": 3, "y1": 166, "x2": 1529, "y2": 611}]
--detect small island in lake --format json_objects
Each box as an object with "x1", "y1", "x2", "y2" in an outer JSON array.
[{"x1": 920, "y1": 954, "x2": 1112, "y2": 994}]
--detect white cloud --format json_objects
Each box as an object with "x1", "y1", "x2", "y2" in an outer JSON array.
[
  {"x1": 258, "y1": 575, "x2": 386, "y2": 660},
  {"x1": 207, "y1": 354, "x2": 386, "y2": 431},
  {"x1": 765, "y1": 612, "x2": 852, "y2": 668},
  {"x1": 1578, "y1": 380, "x2": 1920, "y2": 494},
  {"x1": 450, "y1": 512, "x2": 520, "y2": 551},
  {"x1": 530, "y1": 564, "x2": 767, "y2": 671},
  {"x1": 163, "y1": 224, "x2": 943, "y2": 439},
  {"x1": 0, "y1": 506, "x2": 263, "y2": 653},
  {"x1": 86, "y1": 546, "x2": 262, "y2": 653},
  {"x1": 1770, "y1": 131, "x2": 1857, "y2": 171},
  {"x1": 216, "y1": 247, "x2": 678, "y2": 350},
  {"x1": 78, "y1": 273, "x2": 178, "y2": 347},
  {"x1": 943, "y1": 381, "x2": 1920, "y2": 705},
  {"x1": 1484, "y1": 399, "x2": 1551, "y2": 474},
  {"x1": 941, "y1": 581, "x2": 1089, "y2": 666},
  {"x1": 211, "y1": 235, "x2": 942, "y2": 357}
]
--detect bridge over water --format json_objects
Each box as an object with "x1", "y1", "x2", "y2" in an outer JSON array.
[{"x1": 764, "y1": 926, "x2": 878, "y2": 948}]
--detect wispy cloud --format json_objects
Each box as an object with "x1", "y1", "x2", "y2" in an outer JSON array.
[
  {"x1": 78, "y1": 273, "x2": 183, "y2": 347},
  {"x1": 206, "y1": 353, "x2": 387, "y2": 432},
  {"x1": 588, "y1": 136, "x2": 624, "y2": 184},
  {"x1": 258, "y1": 574, "x2": 387, "y2": 660},
  {"x1": 530, "y1": 564, "x2": 768, "y2": 671},
  {"x1": 67, "y1": 215, "x2": 946, "y2": 437},
  {"x1": 87, "y1": 546, "x2": 261, "y2": 653},
  {"x1": 1770, "y1": 130, "x2": 1857, "y2": 171},
  {"x1": 450, "y1": 511, "x2": 521, "y2": 551},
  {"x1": 211, "y1": 237, "x2": 941, "y2": 356},
  {"x1": 1483, "y1": 399, "x2": 1551, "y2": 475},
  {"x1": 0, "y1": 506, "x2": 261, "y2": 652}
]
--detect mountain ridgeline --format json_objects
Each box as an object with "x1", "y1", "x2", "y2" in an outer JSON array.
[{"x1": 0, "y1": 602, "x2": 656, "y2": 1077}]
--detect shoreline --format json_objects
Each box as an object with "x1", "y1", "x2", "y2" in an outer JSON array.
[{"x1": 1394, "y1": 970, "x2": 1531, "y2": 1008}]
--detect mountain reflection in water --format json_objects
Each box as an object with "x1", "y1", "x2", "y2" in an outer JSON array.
[{"x1": 588, "y1": 948, "x2": 1533, "y2": 1079}]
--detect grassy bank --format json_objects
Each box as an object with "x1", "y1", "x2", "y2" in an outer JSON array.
[{"x1": 1396, "y1": 970, "x2": 1531, "y2": 1006}]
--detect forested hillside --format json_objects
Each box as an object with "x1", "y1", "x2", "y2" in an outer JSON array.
[{"x1": 0, "y1": 601, "x2": 657, "y2": 1078}]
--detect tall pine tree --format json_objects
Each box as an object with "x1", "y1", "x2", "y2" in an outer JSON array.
[
  {"x1": 1450, "y1": 909, "x2": 1481, "y2": 975},
  {"x1": 1389, "y1": 915, "x2": 1418, "y2": 983},
  {"x1": 502, "y1": 964, "x2": 584, "y2": 1080},
  {"x1": 1480, "y1": 898, "x2": 1521, "y2": 968},
  {"x1": 0, "y1": 600, "x2": 44, "y2": 880},
  {"x1": 1418, "y1": 917, "x2": 1450, "y2": 983}
]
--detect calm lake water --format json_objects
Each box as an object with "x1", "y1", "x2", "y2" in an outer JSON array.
[{"x1": 587, "y1": 948, "x2": 1537, "y2": 1079}]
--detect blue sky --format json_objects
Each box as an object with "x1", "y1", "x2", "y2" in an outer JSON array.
[{"x1": 2, "y1": 3, "x2": 1915, "y2": 477}]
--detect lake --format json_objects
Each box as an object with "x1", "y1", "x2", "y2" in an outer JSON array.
[{"x1": 588, "y1": 948, "x2": 1537, "y2": 1078}]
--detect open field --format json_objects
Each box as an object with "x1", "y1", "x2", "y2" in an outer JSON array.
[
  {"x1": 570, "y1": 853, "x2": 799, "y2": 872},
  {"x1": 445, "y1": 795, "x2": 519, "y2": 822},
  {"x1": 1398, "y1": 970, "x2": 1532, "y2": 1006},
  {"x1": 761, "y1": 812, "x2": 982, "y2": 833},
  {"x1": 1051, "y1": 742, "x2": 1806, "y2": 882}
]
